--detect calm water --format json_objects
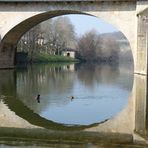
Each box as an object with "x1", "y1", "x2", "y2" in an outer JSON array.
[{"x1": 13, "y1": 62, "x2": 133, "y2": 126}]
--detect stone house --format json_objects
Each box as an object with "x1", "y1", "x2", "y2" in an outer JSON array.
[{"x1": 62, "y1": 48, "x2": 76, "y2": 58}]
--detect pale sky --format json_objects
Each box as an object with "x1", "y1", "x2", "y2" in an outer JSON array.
[{"x1": 67, "y1": 14, "x2": 118, "y2": 36}]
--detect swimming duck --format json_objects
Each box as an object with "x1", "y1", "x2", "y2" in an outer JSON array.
[{"x1": 36, "y1": 94, "x2": 40, "y2": 103}]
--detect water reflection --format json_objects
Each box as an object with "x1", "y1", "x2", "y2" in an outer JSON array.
[
  {"x1": 16, "y1": 63, "x2": 133, "y2": 125},
  {"x1": 2, "y1": 63, "x2": 148, "y2": 145},
  {"x1": 0, "y1": 70, "x2": 16, "y2": 96},
  {"x1": 76, "y1": 63, "x2": 120, "y2": 87},
  {"x1": 17, "y1": 64, "x2": 75, "y2": 115}
]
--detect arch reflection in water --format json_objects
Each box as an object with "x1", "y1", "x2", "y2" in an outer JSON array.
[{"x1": 16, "y1": 63, "x2": 133, "y2": 126}]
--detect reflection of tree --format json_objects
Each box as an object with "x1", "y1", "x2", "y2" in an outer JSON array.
[
  {"x1": 16, "y1": 63, "x2": 133, "y2": 115},
  {"x1": 76, "y1": 63, "x2": 133, "y2": 90},
  {"x1": 95, "y1": 64, "x2": 119, "y2": 84},
  {"x1": 117, "y1": 63, "x2": 134, "y2": 90},
  {"x1": 0, "y1": 70, "x2": 16, "y2": 97},
  {"x1": 76, "y1": 63, "x2": 96, "y2": 87},
  {"x1": 76, "y1": 63, "x2": 120, "y2": 88},
  {"x1": 16, "y1": 64, "x2": 75, "y2": 113}
]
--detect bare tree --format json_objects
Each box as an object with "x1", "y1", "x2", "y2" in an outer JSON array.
[
  {"x1": 17, "y1": 24, "x2": 43, "y2": 62},
  {"x1": 40, "y1": 16, "x2": 76, "y2": 55},
  {"x1": 77, "y1": 30, "x2": 101, "y2": 61},
  {"x1": 100, "y1": 36, "x2": 120, "y2": 63},
  {"x1": 77, "y1": 30, "x2": 120, "y2": 63},
  {"x1": 17, "y1": 16, "x2": 76, "y2": 61}
]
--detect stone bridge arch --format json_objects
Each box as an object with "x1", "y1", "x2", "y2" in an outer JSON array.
[{"x1": 0, "y1": 1, "x2": 136, "y2": 68}]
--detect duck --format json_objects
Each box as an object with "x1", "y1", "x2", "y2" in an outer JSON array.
[
  {"x1": 36, "y1": 94, "x2": 40, "y2": 103},
  {"x1": 70, "y1": 96, "x2": 74, "y2": 100}
]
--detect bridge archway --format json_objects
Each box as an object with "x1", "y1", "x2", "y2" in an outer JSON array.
[
  {"x1": 1, "y1": 10, "x2": 134, "y2": 50},
  {"x1": 0, "y1": 1, "x2": 137, "y2": 137},
  {"x1": 0, "y1": 10, "x2": 85, "y2": 68},
  {"x1": 0, "y1": 0, "x2": 136, "y2": 68}
]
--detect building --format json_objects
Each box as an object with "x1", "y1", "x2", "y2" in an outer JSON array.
[{"x1": 62, "y1": 48, "x2": 76, "y2": 59}]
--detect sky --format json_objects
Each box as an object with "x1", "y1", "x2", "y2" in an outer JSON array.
[{"x1": 67, "y1": 14, "x2": 118, "y2": 36}]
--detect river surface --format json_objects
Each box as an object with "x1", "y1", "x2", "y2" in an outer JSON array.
[{"x1": 10, "y1": 62, "x2": 133, "y2": 126}]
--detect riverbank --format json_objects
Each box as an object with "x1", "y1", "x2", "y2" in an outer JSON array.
[
  {"x1": 30, "y1": 53, "x2": 79, "y2": 63},
  {"x1": 16, "y1": 52, "x2": 79, "y2": 64}
]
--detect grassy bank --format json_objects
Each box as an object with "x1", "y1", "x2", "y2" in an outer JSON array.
[{"x1": 29, "y1": 53, "x2": 79, "y2": 63}]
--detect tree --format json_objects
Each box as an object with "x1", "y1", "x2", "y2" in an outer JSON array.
[
  {"x1": 17, "y1": 16, "x2": 76, "y2": 57},
  {"x1": 100, "y1": 36, "x2": 120, "y2": 63},
  {"x1": 28, "y1": 25, "x2": 42, "y2": 62},
  {"x1": 40, "y1": 16, "x2": 76, "y2": 55},
  {"x1": 77, "y1": 30, "x2": 101, "y2": 61},
  {"x1": 77, "y1": 30, "x2": 120, "y2": 63},
  {"x1": 17, "y1": 24, "x2": 43, "y2": 62}
]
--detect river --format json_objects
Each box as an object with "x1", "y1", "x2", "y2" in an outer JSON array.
[
  {"x1": 0, "y1": 62, "x2": 133, "y2": 126},
  {"x1": 0, "y1": 62, "x2": 135, "y2": 147}
]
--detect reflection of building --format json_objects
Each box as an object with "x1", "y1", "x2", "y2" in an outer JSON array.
[
  {"x1": 63, "y1": 64, "x2": 75, "y2": 71},
  {"x1": 62, "y1": 48, "x2": 76, "y2": 58}
]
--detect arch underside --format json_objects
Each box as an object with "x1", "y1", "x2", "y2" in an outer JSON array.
[
  {"x1": 0, "y1": 2, "x2": 137, "y2": 137},
  {"x1": 0, "y1": 10, "x2": 84, "y2": 52},
  {"x1": 0, "y1": 1, "x2": 136, "y2": 68},
  {"x1": 1, "y1": 10, "x2": 135, "y2": 49},
  {"x1": 0, "y1": 10, "x2": 85, "y2": 68}
]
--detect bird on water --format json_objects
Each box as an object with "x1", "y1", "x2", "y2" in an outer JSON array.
[
  {"x1": 70, "y1": 96, "x2": 74, "y2": 101},
  {"x1": 36, "y1": 94, "x2": 40, "y2": 103}
]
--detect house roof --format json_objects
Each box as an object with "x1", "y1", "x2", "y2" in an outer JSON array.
[{"x1": 62, "y1": 48, "x2": 76, "y2": 52}]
